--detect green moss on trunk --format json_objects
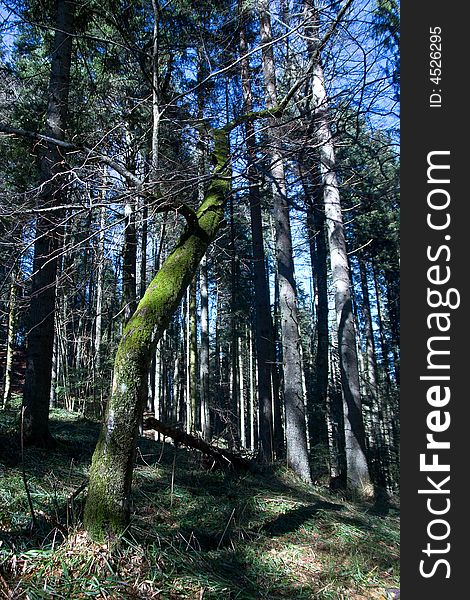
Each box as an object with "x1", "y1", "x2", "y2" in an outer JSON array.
[{"x1": 84, "y1": 128, "x2": 230, "y2": 541}]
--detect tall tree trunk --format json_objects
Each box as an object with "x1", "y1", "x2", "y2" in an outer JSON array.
[
  {"x1": 147, "y1": 4, "x2": 163, "y2": 418},
  {"x1": 84, "y1": 127, "x2": 231, "y2": 540},
  {"x1": 259, "y1": 0, "x2": 311, "y2": 484},
  {"x1": 248, "y1": 326, "x2": 256, "y2": 451},
  {"x1": 327, "y1": 343, "x2": 346, "y2": 481},
  {"x1": 152, "y1": 241, "x2": 167, "y2": 423},
  {"x1": 50, "y1": 330, "x2": 58, "y2": 408},
  {"x1": 122, "y1": 201, "x2": 137, "y2": 324},
  {"x1": 359, "y1": 259, "x2": 386, "y2": 487},
  {"x1": 214, "y1": 282, "x2": 222, "y2": 436},
  {"x1": 140, "y1": 197, "x2": 148, "y2": 300},
  {"x1": 239, "y1": 8, "x2": 276, "y2": 463},
  {"x1": 194, "y1": 52, "x2": 211, "y2": 442},
  {"x1": 372, "y1": 262, "x2": 391, "y2": 389},
  {"x1": 188, "y1": 278, "x2": 198, "y2": 433},
  {"x1": 238, "y1": 335, "x2": 246, "y2": 448},
  {"x1": 178, "y1": 298, "x2": 186, "y2": 427},
  {"x1": 94, "y1": 203, "x2": 107, "y2": 373},
  {"x1": 308, "y1": 34, "x2": 371, "y2": 492},
  {"x1": 359, "y1": 260, "x2": 379, "y2": 409},
  {"x1": 302, "y1": 169, "x2": 329, "y2": 452},
  {"x1": 270, "y1": 252, "x2": 284, "y2": 458},
  {"x1": 150, "y1": 0, "x2": 161, "y2": 182},
  {"x1": 2, "y1": 272, "x2": 17, "y2": 410},
  {"x1": 200, "y1": 254, "x2": 211, "y2": 441},
  {"x1": 229, "y1": 192, "x2": 240, "y2": 449},
  {"x1": 22, "y1": 0, "x2": 75, "y2": 446},
  {"x1": 373, "y1": 262, "x2": 400, "y2": 484}
]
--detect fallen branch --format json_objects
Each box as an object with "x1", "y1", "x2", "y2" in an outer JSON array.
[{"x1": 142, "y1": 415, "x2": 256, "y2": 473}]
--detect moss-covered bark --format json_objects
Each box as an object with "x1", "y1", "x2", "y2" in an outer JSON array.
[{"x1": 84, "y1": 127, "x2": 230, "y2": 541}]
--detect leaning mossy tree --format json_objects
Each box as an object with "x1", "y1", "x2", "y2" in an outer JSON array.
[
  {"x1": 82, "y1": 3, "x2": 353, "y2": 539},
  {"x1": 83, "y1": 127, "x2": 230, "y2": 540}
]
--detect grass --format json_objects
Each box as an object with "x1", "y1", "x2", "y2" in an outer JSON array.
[{"x1": 0, "y1": 400, "x2": 399, "y2": 599}]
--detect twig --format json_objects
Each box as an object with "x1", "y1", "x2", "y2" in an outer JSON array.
[
  {"x1": 67, "y1": 480, "x2": 87, "y2": 503},
  {"x1": 157, "y1": 436, "x2": 166, "y2": 463},
  {"x1": 217, "y1": 507, "x2": 236, "y2": 550}
]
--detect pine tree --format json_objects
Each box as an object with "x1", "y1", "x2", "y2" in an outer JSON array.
[{"x1": 22, "y1": 0, "x2": 75, "y2": 447}]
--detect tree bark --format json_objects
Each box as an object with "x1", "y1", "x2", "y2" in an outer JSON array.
[
  {"x1": 311, "y1": 58, "x2": 371, "y2": 494},
  {"x1": 258, "y1": 0, "x2": 312, "y2": 484},
  {"x1": 359, "y1": 259, "x2": 386, "y2": 486},
  {"x1": 94, "y1": 202, "x2": 107, "y2": 373},
  {"x1": 188, "y1": 278, "x2": 198, "y2": 433},
  {"x1": 84, "y1": 127, "x2": 231, "y2": 540},
  {"x1": 200, "y1": 254, "x2": 211, "y2": 441},
  {"x1": 238, "y1": 335, "x2": 246, "y2": 448},
  {"x1": 248, "y1": 326, "x2": 256, "y2": 451},
  {"x1": 2, "y1": 272, "x2": 17, "y2": 410}
]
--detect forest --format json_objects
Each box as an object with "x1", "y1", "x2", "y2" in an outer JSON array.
[{"x1": 0, "y1": 0, "x2": 400, "y2": 598}]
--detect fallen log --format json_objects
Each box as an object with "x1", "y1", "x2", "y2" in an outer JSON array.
[{"x1": 142, "y1": 415, "x2": 256, "y2": 473}]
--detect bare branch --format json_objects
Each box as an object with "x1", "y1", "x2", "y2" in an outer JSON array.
[{"x1": 0, "y1": 123, "x2": 143, "y2": 188}]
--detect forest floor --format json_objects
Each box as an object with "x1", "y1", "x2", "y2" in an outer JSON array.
[{"x1": 0, "y1": 401, "x2": 399, "y2": 599}]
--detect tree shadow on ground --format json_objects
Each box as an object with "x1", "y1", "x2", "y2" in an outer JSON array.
[
  {"x1": 261, "y1": 501, "x2": 343, "y2": 537},
  {"x1": 1, "y1": 413, "x2": 398, "y2": 598},
  {"x1": 0, "y1": 413, "x2": 100, "y2": 468}
]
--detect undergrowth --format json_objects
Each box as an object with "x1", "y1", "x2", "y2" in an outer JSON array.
[{"x1": 0, "y1": 400, "x2": 399, "y2": 599}]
